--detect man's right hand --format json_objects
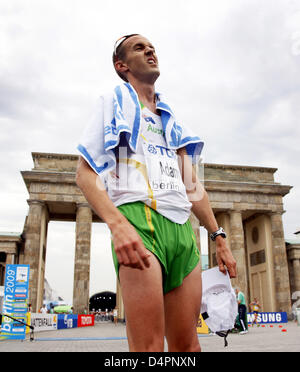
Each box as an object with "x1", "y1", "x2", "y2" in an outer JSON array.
[
  {"x1": 76, "y1": 157, "x2": 151, "y2": 271},
  {"x1": 111, "y1": 219, "x2": 151, "y2": 270}
]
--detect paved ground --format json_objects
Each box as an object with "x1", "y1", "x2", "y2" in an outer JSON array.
[{"x1": 0, "y1": 321, "x2": 299, "y2": 352}]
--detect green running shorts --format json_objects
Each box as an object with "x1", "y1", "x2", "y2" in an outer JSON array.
[{"x1": 111, "y1": 201, "x2": 200, "y2": 293}]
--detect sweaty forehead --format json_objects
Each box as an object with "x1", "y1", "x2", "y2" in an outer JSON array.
[{"x1": 123, "y1": 35, "x2": 153, "y2": 50}]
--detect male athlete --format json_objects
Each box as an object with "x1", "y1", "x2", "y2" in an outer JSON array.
[{"x1": 76, "y1": 34, "x2": 237, "y2": 352}]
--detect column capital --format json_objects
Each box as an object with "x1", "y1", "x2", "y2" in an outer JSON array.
[
  {"x1": 229, "y1": 209, "x2": 244, "y2": 224},
  {"x1": 268, "y1": 211, "x2": 284, "y2": 217},
  {"x1": 229, "y1": 209, "x2": 243, "y2": 216},
  {"x1": 27, "y1": 199, "x2": 45, "y2": 207},
  {"x1": 76, "y1": 202, "x2": 91, "y2": 210}
]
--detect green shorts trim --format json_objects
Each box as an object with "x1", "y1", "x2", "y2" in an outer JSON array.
[{"x1": 111, "y1": 201, "x2": 200, "y2": 294}]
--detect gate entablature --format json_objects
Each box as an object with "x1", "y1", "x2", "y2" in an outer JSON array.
[{"x1": 204, "y1": 163, "x2": 292, "y2": 217}]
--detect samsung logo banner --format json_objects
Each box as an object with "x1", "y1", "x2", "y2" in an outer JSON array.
[{"x1": 247, "y1": 312, "x2": 288, "y2": 324}]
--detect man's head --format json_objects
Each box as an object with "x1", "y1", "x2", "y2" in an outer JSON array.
[{"x1": 113, "y1": 34, "x2": 160, "y2": 84}]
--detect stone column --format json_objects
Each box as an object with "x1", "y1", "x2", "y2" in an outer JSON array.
[
  {"x1": 23, "y1": 200, "x2": 48, "y2": 312},
  {"x1": 116, "y1": 280, "x2": 125, "y2": 321},
  {"x1": 293, "y1": 259, "x2": 300, "y2": 294},
  {"x1": 229, "y1": 210, "x2": 248, "y2": 301},
  {"x1": 73, "y1": 203, "x2": 92, "y2": 314},
  {"x1": 270, "y1": 213, "x2": 292, "y2": 313}
]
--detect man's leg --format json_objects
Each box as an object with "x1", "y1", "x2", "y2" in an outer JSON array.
[
  {"x1": 244, "y1": 307, "x2": 249, "y2": 330},
  {"x1": 238, "y1": 305, "x2": 246, "y2": 332},
  {"x1": 164, "y1": 263, "x2": 202, "y2": 352},
  {"x1": 119, "y1": 252, "x2": 165, "y2": 352}
]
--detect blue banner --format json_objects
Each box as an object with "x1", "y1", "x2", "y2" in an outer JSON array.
[
  {"x1": 0, "y1": 265, "x2": 30, "y2": 340},
  {"x1": 247, "y1": 312, "x2": 288, "y2": 324},
  {"x1": 57, "y1": 314, "x2": 78, "y2": 329}
]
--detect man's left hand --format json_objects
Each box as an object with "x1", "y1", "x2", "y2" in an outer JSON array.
[{"x1": 215, "y1": 236, "x2": 237, "y2": 278}]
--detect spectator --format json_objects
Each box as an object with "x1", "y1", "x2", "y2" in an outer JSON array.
[
  {"x1": 235, "y1": 288, "x2": 248, "y2": 334},
  {"x1": 113, "y1": 308, "x2": 118, "y2": 326},
  {"x1": 40, "y1": 304, "x2": 48, "y2": 314}
]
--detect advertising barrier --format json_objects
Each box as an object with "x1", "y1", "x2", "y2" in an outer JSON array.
[
  {"x1": 27, "y1": 314, "x2": 94, "y2": 333},
  {"x1": 26, "y1": 312, "x2": 31, "y2": 334},
  {"x1": 57, "y1": 314, "x2": 78, "y2": 329},
  {"x1": 78, "y1": 314, "x2": 94, "y2": 327},
  {"x1": 0, "y1": 264, "x2": 30, "y2": 340},
  {"x1": 30, "y1": 313, "x2": 58, "y2": 332},
  {"x1": 247, "y1": 312, "x2": 288, "y2": 324},
  {"x1": 196, "y1": 314, "x2": 209, "y2": 334}
]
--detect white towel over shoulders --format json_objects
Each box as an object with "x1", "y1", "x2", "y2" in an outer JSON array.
[{"x1": 77, "y1": 83, "x2": 204, "y2": 183}]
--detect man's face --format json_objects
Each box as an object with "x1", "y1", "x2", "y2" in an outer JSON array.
[{"x1": 119, "y1": 35, "x2": 160, "y2": 83}]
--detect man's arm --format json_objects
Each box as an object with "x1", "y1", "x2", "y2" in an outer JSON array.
[
  {"x1": 178, "y1": 148, "x2": 237, "y2": 278},
  {"x1": 76, "y1": 156, "x2": 151, "y2": 270}
]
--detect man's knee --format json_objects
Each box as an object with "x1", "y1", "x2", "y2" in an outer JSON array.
[
  {"x1": 167, "y1": 337, "x2": 201, "y2": 352},
  {"x1": 143, "y1": 339, "x2": 165, "y2": 352},
  {"x1": 130, "y1": 335, "x2": 164, "y2": 352}
]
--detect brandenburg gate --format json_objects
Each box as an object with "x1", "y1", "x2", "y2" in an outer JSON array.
[{"x1": 0, "y1": 152, "x2": 297, "y2": 316}]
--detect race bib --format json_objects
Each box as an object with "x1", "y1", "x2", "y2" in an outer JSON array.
[{"x1": 142, "y1": 140, "x2": 185, "y2": 193}]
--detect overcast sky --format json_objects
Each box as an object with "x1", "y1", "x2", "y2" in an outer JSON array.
[{"x1": 1, "y1": 0, "x2": 300, "y2": 304}]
